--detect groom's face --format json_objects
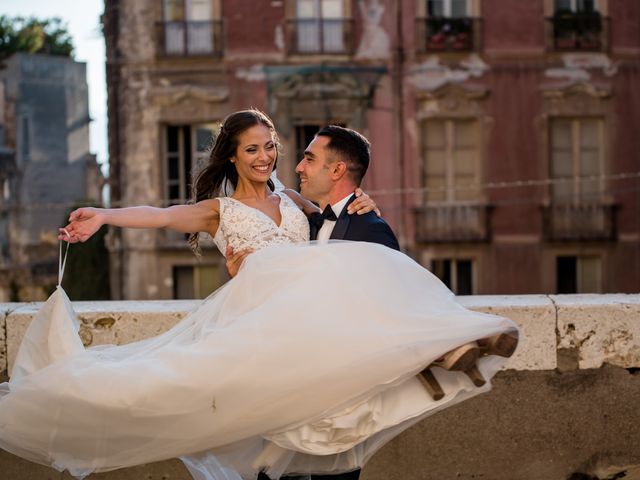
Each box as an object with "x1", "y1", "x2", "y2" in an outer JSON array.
[{"x1": 295, "y1": 136, "x2": 334, "y2": 204}]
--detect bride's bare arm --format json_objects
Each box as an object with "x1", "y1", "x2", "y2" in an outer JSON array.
[
  {"x1": 59, "y1": 200, "x2": 220, "y2": 243},
  {"x1": 283, "y1": 188, "x2": 381, "y2": 216},
  {"x1": 282, "y1": 189, "x2": 320, "y2": 216}
]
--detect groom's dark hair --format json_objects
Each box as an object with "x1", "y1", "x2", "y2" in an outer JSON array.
[{"x1": 316, "y1": 125, "x2": 370, "y2": 186}]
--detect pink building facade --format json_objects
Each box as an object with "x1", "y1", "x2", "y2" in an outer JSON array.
[{"x1": 104, "y1": 0, "x2": 640, "y2": 299}]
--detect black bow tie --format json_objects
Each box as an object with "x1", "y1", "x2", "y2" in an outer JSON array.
[
  {"x1": 309, "y1": 205, "x2": 338, "y2": 231},
  {"x1": 321, "y1": 204, "x2": 338, "y2": 222}
]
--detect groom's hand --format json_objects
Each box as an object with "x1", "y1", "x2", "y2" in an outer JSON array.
[{"x1": 225, "y1": 246, "x2": 254, "y2": 278}]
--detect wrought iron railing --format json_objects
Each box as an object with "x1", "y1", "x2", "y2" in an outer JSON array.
[
  {"x1": 542, "y1": 203, "x2": 617, "y2": 241},
  {"x1": 416, "y1": 17, "x2": 482, "y2": 53},
  {"x1": 156, "y1": 20, "x2": 224, "y2": 57},
  {"x1": 285, "y1": 18, "x2": 355, "y2": 55},
  {"x1": 545, "y1": 15, "x2": 610, "y2": 52},
  {"x1": 413, "y1": 203, "x2": 492, "y2": 243}
]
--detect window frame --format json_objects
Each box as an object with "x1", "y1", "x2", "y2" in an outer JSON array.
[
  {"x1": 421, "y1": 117, "x2": 482, "y2": 204},
  {"x1": 555, "y1": 254, "x2": 602, "y2": 293},
  {"x1": 430, "y1": 257, "x2": 476, "y2": 295},
  {"x1": 548, "y1": 116, "x2": 605, "y2": 204},
  {"x1": 172, "y1": 264, "x2": 220, "y2": 299},
  {"x1": 159, "y1": 0, "x2": 222, "y2": 57},
  {"x1": 286, "y1": 0, "x2": 354, "y2": 55},
  {"x1": 162, "y1": 123, "x2": 217, "y2": 206}
]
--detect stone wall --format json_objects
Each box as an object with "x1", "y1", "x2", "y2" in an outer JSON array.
[{"x1": 0, "y1": 294, "x2": 639, "y2": 479}]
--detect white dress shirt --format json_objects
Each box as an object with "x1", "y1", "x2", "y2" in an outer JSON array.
[{"x1": 316, "y1": 194, "x2": 353, "y2": 243}]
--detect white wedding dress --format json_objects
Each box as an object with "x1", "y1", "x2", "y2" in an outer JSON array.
[{"x1": 0, "y1": 191, "x2": 518, "y2": 479}]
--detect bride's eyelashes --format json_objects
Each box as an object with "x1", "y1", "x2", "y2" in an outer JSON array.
[{"x1": 245, "y1": 143, "x2": 275, "y2": 155}]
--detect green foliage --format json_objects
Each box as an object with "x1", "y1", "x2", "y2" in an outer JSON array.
[
  {"x1": 61, "y1": 203, "x2": 111, "y2": 301},
  {"x1": 0, "y1": 15, "x2": 74, "y2": 63}
]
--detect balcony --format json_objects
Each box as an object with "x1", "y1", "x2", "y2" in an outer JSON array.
[
  {"x1": 545, "y1": 14, "x2": 610, "y2": 52},
  {"x1": 543, "y1": 203, "x2": 617, "y2": 241},
  {"x1": 285, "y1": 18, "x2": 354, "y2": 55},
  {"x1": 155, "y1": 20, "x2": 224, "y2": 57},
  {"x1": 413, "y1": 203, "x2": 492, "y2": 243},
  {"x1": 416, "y1": 17, "x2": 482, "y2": 53}
]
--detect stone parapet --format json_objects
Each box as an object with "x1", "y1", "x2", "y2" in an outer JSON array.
[{"x1": 2, "y1": 294, "x2": 639, "y2": 376}]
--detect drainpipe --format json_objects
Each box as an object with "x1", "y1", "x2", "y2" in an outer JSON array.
[{"x1": 391, "y1": 0, "x2": 407, "y2": 248}]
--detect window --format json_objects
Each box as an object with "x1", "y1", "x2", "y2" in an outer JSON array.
[
  {"x1": 431, "y1": 258, "x2": 474, "y2": 295},
  {"x1": 428, "y1": 0, "x2": 469, "y2": 17},
  {"x1": 550, "y1": 118, "x2": 603, "y2": 204},
  {"x1": 556, "y1": 255, "x2": 601, "y2": 293},
  {"x1": 554, "y1": 0, "x2": 598, "y2": 13},
  {"x1": 290, "y1": 0, "x2": 350, "y2": 54},
  {"x1": 295, "y1": 125, "x2": 321, "y2": 166},
  {"x1": 550, "y1": 0, "x2": 605, "y2": 51},
  {"x1": 421, "y1": 0, "x2": 476, "y2": 52},
  {"x1": 164, "y1": 124, "x2": 217, "y2": 205},
  {"x1": 173, "y1": 265, "x2": 220, "y2": 299},
  {"x1": 162, "y1": 0, "x2": 222, "y2": 56},
  {"x1": 422, "y1": 119, "x2": 480, "y2": 203}
]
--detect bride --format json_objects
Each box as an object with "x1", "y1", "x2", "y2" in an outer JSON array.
[{"x1": 0, "y1": 109, "x2": 518, "y2": 480}]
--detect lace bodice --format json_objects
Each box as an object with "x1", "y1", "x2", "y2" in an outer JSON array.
[{"x1": 213, "y1": 191, "x2": 310, "y2": 255}]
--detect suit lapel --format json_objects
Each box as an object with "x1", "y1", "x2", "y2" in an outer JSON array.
[{"x1": 329, "y1": 194, "x2": 356, "y2": 240}]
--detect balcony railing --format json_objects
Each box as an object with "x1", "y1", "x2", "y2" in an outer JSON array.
[
  {"x1": 545, "y1": 14, "x2": 610, "y2": 52},
  {"x1": 416, "y1": 17, "x2": 482, "y2": 53},
  {"x1": 285, "y1": 18, "x2": 354, "y2": 55},
  {"x1": 413, "y1": 204, "x2": 492, "y2": 243},
  {"x1": 543, "y1": 203, "x2": 617, "y2": 241},
  {"x1": 156, "y1": 20, "x2": 224, "y2": 57}
]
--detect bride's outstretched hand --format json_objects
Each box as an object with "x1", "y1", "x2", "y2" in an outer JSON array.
[
  {"x1": 58, "y1": 207, "x2": 104, "y2": 243},
  {"x1": 225, "y1": 246, "x2": 255, "y2": 278},
  {"x1": 347, "y1": 188, "x2": 381, "y2": 217}
]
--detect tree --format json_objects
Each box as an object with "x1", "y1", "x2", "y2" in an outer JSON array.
[{"x1": 0, "y1": 15, "x2": 74, "y2": 64}]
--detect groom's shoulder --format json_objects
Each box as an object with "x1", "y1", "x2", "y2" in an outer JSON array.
[{"x1": 350, "y1": 211, "x2": 400, "y2": 250}]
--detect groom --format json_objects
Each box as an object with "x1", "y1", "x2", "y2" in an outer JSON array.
[
  {"x1": 257, "y1": 126, "x2": 399, "y2": 480},
  {"x1": 297, "y1": 125, "x2": 399, "y2": 251},
  {"x1": 276, "y1": 127, "x2": 399, "y2": 480}
]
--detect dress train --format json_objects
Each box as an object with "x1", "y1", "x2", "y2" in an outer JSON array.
[{"x1": 0, "y1": 241, "x2": 518, "y2": 479}]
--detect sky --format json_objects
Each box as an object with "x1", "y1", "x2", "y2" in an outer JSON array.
[{"x1": 0, "y1": 0, "x2": 107, "y2": 171}]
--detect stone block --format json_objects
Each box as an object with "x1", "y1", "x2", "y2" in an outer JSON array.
[
  {"x1": 5, "y1": 300, "x2": 199, "y2": 376},
  {"x1": 554, "y1": 294, "x2": 640, "y2": 369},
  {"x1": 458, "y1": 295, "x2": 557, "y2": 371},
  {"x1": 0, "y1": 303, "x2": 14, "y2": 375}
]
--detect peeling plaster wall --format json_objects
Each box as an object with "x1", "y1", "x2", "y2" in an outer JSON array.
[
  {"x1": 409, "y1": 55, "x2": 490, "y2": 91},
  {"x1": 355, "y1": 0, "x2": 390, "y2": 60}
]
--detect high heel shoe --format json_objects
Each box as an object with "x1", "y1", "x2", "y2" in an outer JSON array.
[
  {"x1": 478, "y1": 332, "x2": 519, "y2": 358},
  {"x1": 432, "y1": 342, "x2": 480, "y2": 371},
  {"x1": 464, "y1": 365, "x2": 486, "y2": 387},
  {"x1": 418, "y1": 369, "x2": 445, "y2": 401},
  {"x1": 419, "y1": 342, "x2": 481, "y2": 401}
]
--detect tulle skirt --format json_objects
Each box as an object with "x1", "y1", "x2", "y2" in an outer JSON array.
[{"x1": 0, "y1": 241, "x2": 518, "y2": 479}]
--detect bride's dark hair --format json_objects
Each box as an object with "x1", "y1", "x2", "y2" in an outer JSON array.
[{"x1": 188, "y1": 109, "x2": 279, "y2": 253}]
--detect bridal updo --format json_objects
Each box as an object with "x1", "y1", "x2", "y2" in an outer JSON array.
[{"x1": 188, "y1": 109, "x2": 280, "y2": 253}]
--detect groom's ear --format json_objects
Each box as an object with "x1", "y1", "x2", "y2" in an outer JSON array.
[{"x1": 330, "y1": 161, "x2": 348, "y2": 181}]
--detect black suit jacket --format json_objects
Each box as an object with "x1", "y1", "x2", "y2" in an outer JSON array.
[{"x1": 309, "y1": 195, "x2": 400, "y2": 251}]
